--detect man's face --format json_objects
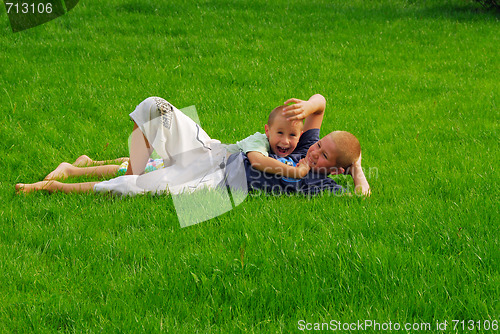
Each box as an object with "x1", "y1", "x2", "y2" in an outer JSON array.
[
  {"x1": 305, "y1": 134, "x2": 339, "y2": 174},
  {"x1": 265, "y1": 116, "x2": 302, "y2": 157}
]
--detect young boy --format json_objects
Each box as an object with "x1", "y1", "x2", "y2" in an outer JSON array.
[{"x1": 223, "y1": 104, "x2": 306, "y2": 178}]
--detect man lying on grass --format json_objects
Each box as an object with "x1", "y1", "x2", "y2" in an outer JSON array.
[{"x1": 15, "y1": 94, "x2": 370, "y2": 196}]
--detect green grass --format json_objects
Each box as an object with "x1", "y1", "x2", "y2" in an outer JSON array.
[{"x1": 1, "y1": 0, "x2": 499, "y2": 332}]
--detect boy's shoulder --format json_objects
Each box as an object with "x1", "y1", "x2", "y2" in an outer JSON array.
[
  {"x1": 234, "y1": 132, "x2": 269, "y2": 156},
  {"x1": 239, "y1": 132, "x2": 267, "y2": 143}
]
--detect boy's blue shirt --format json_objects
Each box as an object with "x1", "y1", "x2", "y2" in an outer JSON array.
[{"x1": 235, "y1": 128, "x2": 344, "y2": 195}]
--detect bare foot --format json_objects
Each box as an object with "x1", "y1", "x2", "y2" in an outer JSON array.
[
  {"x1": 73, "y1": 155, "x2": 93, "y2": 167},
  {"x1": 44, "y1": 162, "x2": 72, "y2": 180},
  {"x1": 16, "y1": 181, "x2": 55, "y2": 194}
]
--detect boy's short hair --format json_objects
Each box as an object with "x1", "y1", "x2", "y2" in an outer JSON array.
[
  {"x1": 267, "y1": 105, "x2": 285, "y2": 126},
  {"x1": 267, "y1": 105, "x2": 303, "y2": 129},
  {"x1": 329, "y1": 131, "x2": 361, "y2": 168}
]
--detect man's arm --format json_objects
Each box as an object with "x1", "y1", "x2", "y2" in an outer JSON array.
[
  {"x1": 349, "y1": 153, "x2": 371, "y2": 196},
  {"x1": 247, "y1": 151, "x2": 310, "y2": 179},
  {"x1": 282, "y1": 94, "x2": 326, "y2": 132}
]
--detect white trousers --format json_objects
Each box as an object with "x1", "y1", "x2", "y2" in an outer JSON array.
[{"x1": 94, "y1": 97, "x2": 227, "y2": 196}]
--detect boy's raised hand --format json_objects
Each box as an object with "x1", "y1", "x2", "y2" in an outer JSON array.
[
  {"x1": 282, "y1": 98, "x2": 313, "y2": 121},
  {"x1": 282, "y1": 94, "x2": 326, "y2": 131}
]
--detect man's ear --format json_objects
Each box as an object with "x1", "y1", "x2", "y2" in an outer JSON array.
[
  {"x1": 329, "y1": 167, "x2": 345, "y2": 175},
  {"x1": 264, "y1": 124, "x2": 269, "y2": 138}
]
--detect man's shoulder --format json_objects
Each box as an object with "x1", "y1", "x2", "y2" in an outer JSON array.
[
  {"x1": 288, "y1": 128, "x2": 320, "y2": 161},
  {"x1": 298, "y1": 128, "x2": 320, "y2": 145}
]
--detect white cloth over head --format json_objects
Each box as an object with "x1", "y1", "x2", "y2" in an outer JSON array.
[{"x1": 94, "y1": 97, "x2": 228, "y2": 197}]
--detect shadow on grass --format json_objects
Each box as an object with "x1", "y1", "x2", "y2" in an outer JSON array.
[
  {"x1": 292, "y1": 1, "x2": 499, "y2": 22},
  {"x1": 414, "y1": 3, "x2": 500, "y2": 20}
]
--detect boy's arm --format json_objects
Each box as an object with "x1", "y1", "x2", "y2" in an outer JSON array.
[
  {"x1": 247, "y1": 151, "x2": 310, "y2": 179},
  {"x1": 348, "y1": 153, "x2": 371, "y2": 196},
  {"x1": 282, "y1": 94, "x2": 326, "y2": 132}
]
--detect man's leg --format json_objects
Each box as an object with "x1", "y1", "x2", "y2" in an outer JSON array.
[
  {"x1": 44, "y1": 163, "x2": 121, "y2": 180},
  {"x1": 126, "y1": 122, "x2": 153, "y2": 175},
  {"x1": 73, "y1": 155, "x2": 129, "y2": 167},
  {"x1": 16, "y1": 180, "x2": 99, "y2": 194}
]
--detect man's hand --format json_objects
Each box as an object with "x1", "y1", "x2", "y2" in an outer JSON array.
[
  {"x1": 354, "y1": 151, "x2": 362, "y2": 168},
  {"x1": 347, "y1": 152, "x2": 362, "y2": 176},
  {"x1": 349, "y1": 152, "x2": 371, "y2": 196}
]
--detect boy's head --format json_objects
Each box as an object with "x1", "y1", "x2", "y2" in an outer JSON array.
[
  {"x1": 305, "y1": 131, "x2": 361, "y2": 174},
  {"x1": 265, "y1": 105, "x2": 303, "y2": 157}
]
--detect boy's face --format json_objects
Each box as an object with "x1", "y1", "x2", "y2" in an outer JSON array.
[
  {"x1": 305, "y1": 134, "x2": 339, "y2": 174},
  {"x1": 265, "y1": 115, "x2": 302, "y2": 157}
]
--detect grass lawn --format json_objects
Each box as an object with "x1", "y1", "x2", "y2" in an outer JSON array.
[{"x1": 0, "y1": 0, "x2": 498, "y2": 332}]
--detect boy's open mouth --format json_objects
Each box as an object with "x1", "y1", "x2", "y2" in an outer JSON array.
[{"x1": 277, "y1": 146, "x2": 289, "y2": 155}]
